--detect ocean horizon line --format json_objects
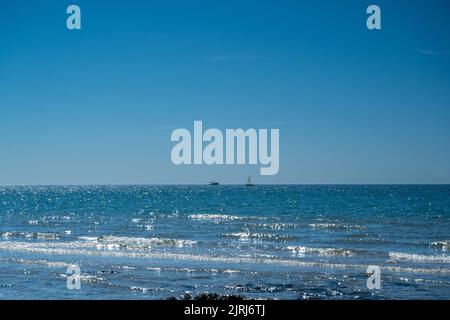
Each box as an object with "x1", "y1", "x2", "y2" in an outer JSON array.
[{"x1": 1, "y1": 183, "x2": 450, "y2": 187}]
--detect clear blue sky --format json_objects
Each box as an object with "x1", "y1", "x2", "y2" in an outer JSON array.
[{"x1": 1, "y1": 0, "x2": 449, "y2": 184}]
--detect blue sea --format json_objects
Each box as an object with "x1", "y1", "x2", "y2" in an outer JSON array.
[{"x1": 0, "y1": 185, "x2": 449, "y2": 300}]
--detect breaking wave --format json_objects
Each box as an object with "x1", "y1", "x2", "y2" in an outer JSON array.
[
  {"x1": 430, "y1": 240, "x2": 450, "y2": 252},
  {"x1": 2, "y1": 231, "x2": 60, "y2": 240},
  {"x1": 388, "y1": 252, "x2": 450, "y2": 263},
  {"x1": 95, "y1": 236, "x2": 197, "y2": 249},
  {"x1": 287, "y1": 245, "x2": 354, "y2": 257},
  {"x1": 224, "y1": 231, "x2": 294, "y2": 241},
  {"x1": 243, "y1": 222, "x2": 298, "y2": 230},
  {"x1": 1, "y1": 240, "x2": 449, "y2": 276}
]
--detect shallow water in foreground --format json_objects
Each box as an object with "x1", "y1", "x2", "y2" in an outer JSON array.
[{"x1": 0, "y1": 185, "x2": 449, "y2": 299}]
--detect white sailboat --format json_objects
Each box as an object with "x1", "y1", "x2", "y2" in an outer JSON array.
[{"x1": 245, "y1": 176, "x2": 254, "y2": 187}]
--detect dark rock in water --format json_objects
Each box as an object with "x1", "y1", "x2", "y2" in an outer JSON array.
[
  {"x1": 166, "y1": 293, "x2": 245, "y2": 301},
  {"x1": 183, "y1": 293, "x2": 191, "y2": 300},
  {"x1": 194, "y1": 293, "x2": 245, "y2": 301},
  {"x1": 98, "y1": 270, "x2": 118, "y2": 274}
]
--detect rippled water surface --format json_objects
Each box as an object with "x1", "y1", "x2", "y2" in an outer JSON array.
[{"x1": 0, "y1": 185, "x2": 449, "y2": 299}]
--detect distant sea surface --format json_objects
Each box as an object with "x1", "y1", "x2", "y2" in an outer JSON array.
[{"x1": 0, "y1": 185, "x2": 449, "y2": 299}]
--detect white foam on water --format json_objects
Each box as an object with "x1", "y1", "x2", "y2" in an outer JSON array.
[
  {"x1": 287, "y1": 245, "x2": 354, "y2": 257},
  {"x1": 244, "y1": 222, "x2": 298, "y2": 230},
  {"x1": 223, "y1": 269, "x2": 240, "y2": 274},
  {"x1": 388, "y1": 252, "x2": 450, "y2": 263},
  {"x1": 78, "y1": 236, "x2": 98, "y2": 242},
  {"x1": 130, "y1": 286, "x2": 166, "y2": 293},
  {"x1": 188, "y1": 214, "x2": 267, "y2": 222},
  {"x1": 1, "y1": 240, "x2": 450, "y2": 275},
  {"x1": 59, "y1": 273, "x2": 104, "y2": 284},
  {"x1": 26, "y1": 215, "x2": 73, "y2": 226},
  {"x1": 96, "y1": 235, "x2": 197, "y2": 249},
  {"x1": 188, "y1": 214, "x2": 244, "y2": 221},
  {"x1": 77, "y1": 235, "x2": 197, "y2": 248},
  {"x1": 130, "y1": 286, "x2": 151, "y2": 293},
  {"x1": 146, "y1": 267, "x2": 162, "y2": 272},
  {"x1": 2, "y1": 231, "x2": 60, "y2": 240},
  {"x1": 3, "y1": 257, "x2": 71, "y2": 268},
  {"x1": 309, "y1": 223, "x2": 366, "y2": 231},
  {"x1": 225, "y1": 231, "x2": 293, "y2": 241},
  {"x1": 226, "y1": 231, "x2": 251, "y2": 240}
]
